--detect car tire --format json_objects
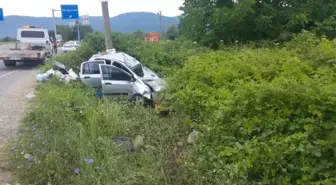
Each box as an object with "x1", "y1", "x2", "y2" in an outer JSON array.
[
  {"x1": 4, "y1": 60, "x2": 16, "y2": 67},
  {"x1": 38, "y1": 59, "x2": 45, "y2": 65},
  {"x1": 131, "y1": 94, "x2": 146, "y2": 107}
]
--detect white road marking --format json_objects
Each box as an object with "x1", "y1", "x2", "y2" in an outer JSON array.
[{"x1": 0, "y1": 70, "x2": 17, "y2": 79}]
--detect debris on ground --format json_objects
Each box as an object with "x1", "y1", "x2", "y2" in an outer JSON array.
[
  {"x1": 112, "y1": 136, "x2": 134, "y2": 152},
  {"x1": 95, "y1": 88, "x2": 103, "y2": 99},
  {"x1": 52, "y1": 60, "x2": 68, "y2": 75},
  {"x1": 36, "y1": 69, "x2": 54, "y2": 83},
  {"x1": 36, "y1": 61, "x2": 78, "y2": 84},
  {"x1": 133, "y1": 135, "x2": 145, "y2": 150},
  {"x1": 72, "y1": 106, "x2": 81, "y2": 111},
  {"x1": 25, "y1": 92, "x2": 36, "y2": 100}
]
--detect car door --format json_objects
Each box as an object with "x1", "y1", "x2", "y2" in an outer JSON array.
[
  {"x1": 79, "y1": 60, "x2": 106, "y2": 88},
  {"x1": 99, "y1": 64, "x2": 134, "y2": 98}
]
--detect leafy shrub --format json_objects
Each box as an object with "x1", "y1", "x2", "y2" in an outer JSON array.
[
  {"x1": 286, "y1": 30, "x2": 336, "y2": 68},
  {"x1": 168, "y1": 43, "x2": 336, "y2": 184},
  {"x1": 125, "y1": 40, "x2": 210, "y2": 77}
]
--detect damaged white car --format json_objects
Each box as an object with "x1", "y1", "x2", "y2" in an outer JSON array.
[{"x1": 79, "y1": 50, "x2": 166, "y2": 106}]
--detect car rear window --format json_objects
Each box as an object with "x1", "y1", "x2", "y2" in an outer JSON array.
[
  {"x1": 82, "y1": 61, "x2": 105, "y2": 74},
  {"x1": 21, "y1": 31, "x2": 45, "y2": 38}
]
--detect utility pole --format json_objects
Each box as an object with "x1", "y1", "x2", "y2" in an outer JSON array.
[
  {"x1": 77, "y1": 20, "x2": 80, "y2": 41},
  {"x1": 158, "y1": 11, "x2": 162, "y2": 34},
  {"x1": 51, "y1": 9, "x2": 57, "y2": 39},
  {"x1": 101, "y1": 0, "x2": 113, "y2": 50}
]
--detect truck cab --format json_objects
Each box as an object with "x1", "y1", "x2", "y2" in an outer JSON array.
[{"x1": 16, "y1": 26, "x2": 53, "y2": 56}]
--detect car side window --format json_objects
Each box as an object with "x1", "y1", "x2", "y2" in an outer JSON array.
[
  {"x1": 96, "y1": 58, "x2": 111, "y2": 65},
  {"x1": 112, "y1": 68, "x2": 132, "y2": 81},
  {"x1": 101, "y1": 65, "x2": 113, "y2": 80},
  {"x1": 101, "y1": 66, "x2": 132, "y2": 81},
  {"x1": 82, "y1": 61, "x2": 104, "y2": 74}
]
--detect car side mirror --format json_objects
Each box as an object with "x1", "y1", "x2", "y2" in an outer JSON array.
[
  {"x1": 46, "y1": 41, "x2": 49, "y2": 44},
  {"x1": 130, "y1": 76, "x2": 136, "y2": 82}
]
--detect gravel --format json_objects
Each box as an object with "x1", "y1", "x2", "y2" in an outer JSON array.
[{"x1": 0, "y1": 69, "x2": 37, "y2": 184}]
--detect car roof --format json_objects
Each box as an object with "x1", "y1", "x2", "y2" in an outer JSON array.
[
  {"x1": 65, "y1": 41, "x2": 77, "y2": 44},
  {"x1": 91, "y1": 52, "x2": 140, "y2": 69}
]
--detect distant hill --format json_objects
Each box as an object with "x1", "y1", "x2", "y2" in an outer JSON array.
[{"x1": 0, "y1": 12, "x2": 180, "y2": 37}]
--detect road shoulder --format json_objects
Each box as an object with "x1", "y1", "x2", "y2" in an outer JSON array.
[{"x1": 0, "y1": 71, "x2": 37, "y2": 184}]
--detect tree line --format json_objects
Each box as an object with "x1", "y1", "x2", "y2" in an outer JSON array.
[{"x1": 178, "y1": 0, "x2": 336, "y2": 48}]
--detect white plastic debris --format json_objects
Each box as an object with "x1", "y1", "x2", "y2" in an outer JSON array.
[
  {"x1": 36, "y1": 68, "x2": 78, "y2": 84},
  {"x1": 68, "y1": 69, "x2": 79, "y2": 80},
  {"x1": 26, "y1": 92, "x2": 36, "y2": 99},
  {"x1": 36, "y1": 74, "x2": 49, "y2": 83}
]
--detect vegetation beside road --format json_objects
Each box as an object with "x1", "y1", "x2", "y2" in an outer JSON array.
[
  {"x1": 9, "y1": 0, "x2": 336, "y2": 184},
  {"x1": 12, "y1": 78, "x2": 190, "y2": 184},
  {"x1": 10, "y1": 31, "x2": 336, "y2": 185}
]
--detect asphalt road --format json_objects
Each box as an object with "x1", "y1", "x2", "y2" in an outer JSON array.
[{"x1": 0, "y1": 44, "x2": 39, "y2": 94}]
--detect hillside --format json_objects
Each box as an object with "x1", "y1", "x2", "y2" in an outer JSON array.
[{"x1": 0, "y1": 12, "x2": 179, "y2": 37}]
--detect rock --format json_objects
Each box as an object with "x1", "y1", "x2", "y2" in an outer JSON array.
[
  {"x1": 112, "y1": 137, "x2": 133, "y2": 152},
  {"x1": 177, "y1": 141, "x2": 183, "y2": 147},
  {"x1": 133, "y1": 135, "x2": 145, "y2": 150},
  {"x1": 187, "y1": 130, "x2": 201, "y2": 145}
]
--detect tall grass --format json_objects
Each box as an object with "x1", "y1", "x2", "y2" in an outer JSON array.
[{"x1": 11, "y1": 79, "x2": 190, "y2": 185}]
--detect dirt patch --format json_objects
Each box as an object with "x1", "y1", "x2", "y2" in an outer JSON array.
[{"x1": 0, "y1": 72, "x2": 37, "y2": 184}]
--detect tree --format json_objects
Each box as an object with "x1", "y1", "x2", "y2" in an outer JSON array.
[
  {"x1": 133, "y1": 29, "x2": 145, "y2": 39},
  {"x1": 56, "y1": 25, "x2": 93, "y2": 41},
  {"x1": 56, "y1": 25, "x2": 73, "y2": 41},
  {"x1": 78, "y1": 25, "x2": 94, "y2": 40},
  {"x1": 165, "y1": 24, "x2": 179, "y2": 40},
  {"x1": 179, "y1": 0, "x2": 336, "y2": 48},
  {"x1": 1, "y1": 37, "x2": 15, "y2": 42}
]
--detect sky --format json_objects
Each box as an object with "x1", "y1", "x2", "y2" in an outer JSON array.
[{"x1": 1, "y1": 0, "x2": 183, "y2": 17}]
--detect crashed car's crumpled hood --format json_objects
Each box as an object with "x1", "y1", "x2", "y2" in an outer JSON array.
[{"x1": 141, "y1": 66, "x2": 166, "y2": 92}]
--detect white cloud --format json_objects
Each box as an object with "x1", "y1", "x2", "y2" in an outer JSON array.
[{"x1": 1, "y1": 0, "x2": 183, "y2": 17}]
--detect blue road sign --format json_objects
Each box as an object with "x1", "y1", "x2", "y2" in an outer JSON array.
[
  {"x1": 60, "y1": 5, "x2": 79, "y2": 20},
  {"x1": 0, "y1": 8, "x2": 4, "y2": 21}
]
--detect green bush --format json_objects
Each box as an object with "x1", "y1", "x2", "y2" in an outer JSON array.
[
  {"x1": 286, "y1": 30, "x2": 336, "y2": 68},
  {"x1": 125, "y1": 40, "x2": 210, "y2": 77},
  {"x1": 11, "y1": 79, "x2": 190, "y2": 185},
  {"x1": 168, "y1": 37, "x2": 336, "y2": 184}
]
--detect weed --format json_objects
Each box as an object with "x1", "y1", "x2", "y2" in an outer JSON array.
[{"x1": 11, "y1": 79, "x2": 190, "y2": 185}]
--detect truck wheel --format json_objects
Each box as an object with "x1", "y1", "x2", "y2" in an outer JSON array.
[
  {"x1": 39, "y1": 60, "x2": 45, "y2": 65},
  {"x1": 4, "y1": 60, "x2": 16, "y2": 67}
]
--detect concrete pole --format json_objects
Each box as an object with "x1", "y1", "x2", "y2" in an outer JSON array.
[
  {"x1": 101, "y1": 1, "x2": 113, "y2": 49},
  {"x1": 77, "y1": 19, "x2": 80, "y2": 41},
  {"x1": 159, "y1": 11, "x2": 162, "y2": 34},
  {"x1": 52, "y1": 9, "x2": 57, "y2": 39}
]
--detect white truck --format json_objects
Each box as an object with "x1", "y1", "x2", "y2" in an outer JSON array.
[{"x1": 0, "y1": 26, "x2": 53, "y2": 67}]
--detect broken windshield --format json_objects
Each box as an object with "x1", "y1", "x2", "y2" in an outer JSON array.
[{"x1": 131, "y1": 64, "x2": 144, "y2": 77}]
